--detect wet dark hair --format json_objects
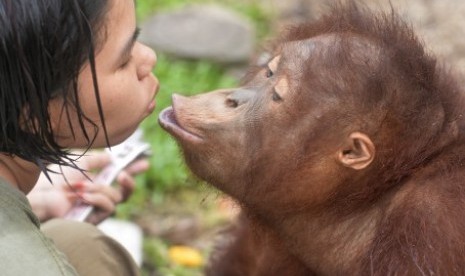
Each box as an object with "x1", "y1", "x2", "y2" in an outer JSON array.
[{"x1": 0, "y1": 0, "x2": 110, "y2": 169}]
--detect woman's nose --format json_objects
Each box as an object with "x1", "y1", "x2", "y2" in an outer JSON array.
[{"x1": 136, "y1": 42, "x2": 157, "y2": 80}]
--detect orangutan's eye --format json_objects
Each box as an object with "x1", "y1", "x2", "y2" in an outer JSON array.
[
  {"x1": 272, "y1": 89, "x2": 282, "y2": 102},
  {"x1": 266, "y1": 68, "x2": 274, "y2": 78}
]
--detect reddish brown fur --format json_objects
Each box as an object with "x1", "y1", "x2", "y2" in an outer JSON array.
[
  {"x1": 159, "y1": 2, "x2": 465, "y2": 275},
  {"x1": 207, "y1": 213, "x2": 312, "y2": 276}
]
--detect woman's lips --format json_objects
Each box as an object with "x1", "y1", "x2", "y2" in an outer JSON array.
[
  {"x1": 148, "y1": 99, "x2": 156, "y2": 113},
  {"x1": 147, "y1": 76, "x2": 159, "y2": 113}
]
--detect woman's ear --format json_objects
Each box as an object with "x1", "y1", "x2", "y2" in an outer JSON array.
[{"x1": 337, "y1": 132, "x2": 375, "y2": 170}]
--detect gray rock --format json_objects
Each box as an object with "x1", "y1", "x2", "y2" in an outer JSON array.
[{"x1": 140, "y1": 5, "x2": 255, "y2": 63}]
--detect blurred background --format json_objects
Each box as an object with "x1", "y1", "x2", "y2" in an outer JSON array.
[{"x1": 118, "y1": 1, "x2": 465, "y2": 275}]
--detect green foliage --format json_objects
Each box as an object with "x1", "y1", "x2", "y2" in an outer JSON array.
[{"x1": 137, "y1": 0, "x2": 195, "y2": 20}]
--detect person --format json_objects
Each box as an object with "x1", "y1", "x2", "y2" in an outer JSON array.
[
  {"x1": 0, "y1": 0, "x2": 158, "y2": 275},
  {"x1": 28, "y1": 150, "x2": 150, "y2": 224},
  {"x1": 29, "y1": 150, "x2": 150, "y2": 271}
]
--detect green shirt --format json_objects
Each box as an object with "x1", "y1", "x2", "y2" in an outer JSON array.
[{"x1": 0, "y1": 179, "x2": 77, "y2": 275}]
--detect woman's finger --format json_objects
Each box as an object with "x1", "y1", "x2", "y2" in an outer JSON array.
[
  {"x1": 82, "y1": 182, "x2": 123, "y2": 203},
  {"x1": 115, "y1": 171, "x2": 136, "y2": 202},
  {"x1": 81, "y1": 192, "x2": 117, "y2": 213},
  {"x1": 124, "y1": 158, "x2": 150, "y2": 175}
]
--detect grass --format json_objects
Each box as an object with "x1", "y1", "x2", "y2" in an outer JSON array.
[{"x1": 116, "y1": 1, "x2": 274, "y2": 274}]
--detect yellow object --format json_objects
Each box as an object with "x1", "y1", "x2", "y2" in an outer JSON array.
[{"x1": 168, "y1": 246, "x2": 204, "y2": 267}]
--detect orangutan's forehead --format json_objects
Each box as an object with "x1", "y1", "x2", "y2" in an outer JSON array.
[
  {"x1": 280, "y1": 34, "x2": 381, "y2": 72},
  {"x1": 282, "y1": 39, "x2": 318, "y2": 60}
]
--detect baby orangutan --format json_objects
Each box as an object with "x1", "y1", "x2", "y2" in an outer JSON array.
[{"x1": 159, "y1": 2, "x2": 465, "y2": 275}]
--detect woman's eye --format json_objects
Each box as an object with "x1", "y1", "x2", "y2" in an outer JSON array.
[
  {"x1": 120, "y1": 56, "x2": 133, "y2": 69},
  {"x1": 265, "y1": 69, "x2": 274, "y2": 78},
  {"x1": 272, "y1": 90, "x2": 282, "y2": 102}
]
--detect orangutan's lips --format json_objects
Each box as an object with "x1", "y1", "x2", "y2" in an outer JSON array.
[{"x1": 158, "y1": 106, "x2": 203, "y2": 144}]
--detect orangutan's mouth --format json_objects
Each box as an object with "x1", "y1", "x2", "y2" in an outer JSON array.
[{"x1": 158, "y1": 106, "x2": 203, "y2": 144}]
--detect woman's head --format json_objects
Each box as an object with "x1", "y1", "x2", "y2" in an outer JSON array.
[{"x1": 0, "y1": 0, "x2": 158, "y2": 166}]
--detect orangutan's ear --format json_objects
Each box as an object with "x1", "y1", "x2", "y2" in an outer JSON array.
[{"x1": 337, "y1": 132, "x2": 375, "y2": 170}]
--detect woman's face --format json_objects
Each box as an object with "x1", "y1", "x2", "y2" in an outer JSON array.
[{"x1": 49, "y1": 0, "x2": 159, "y2": 148}]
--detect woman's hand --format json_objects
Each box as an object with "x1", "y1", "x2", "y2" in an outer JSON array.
[{"x1": 28, "y1": 150, "x2": 149, "y2": 224}]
